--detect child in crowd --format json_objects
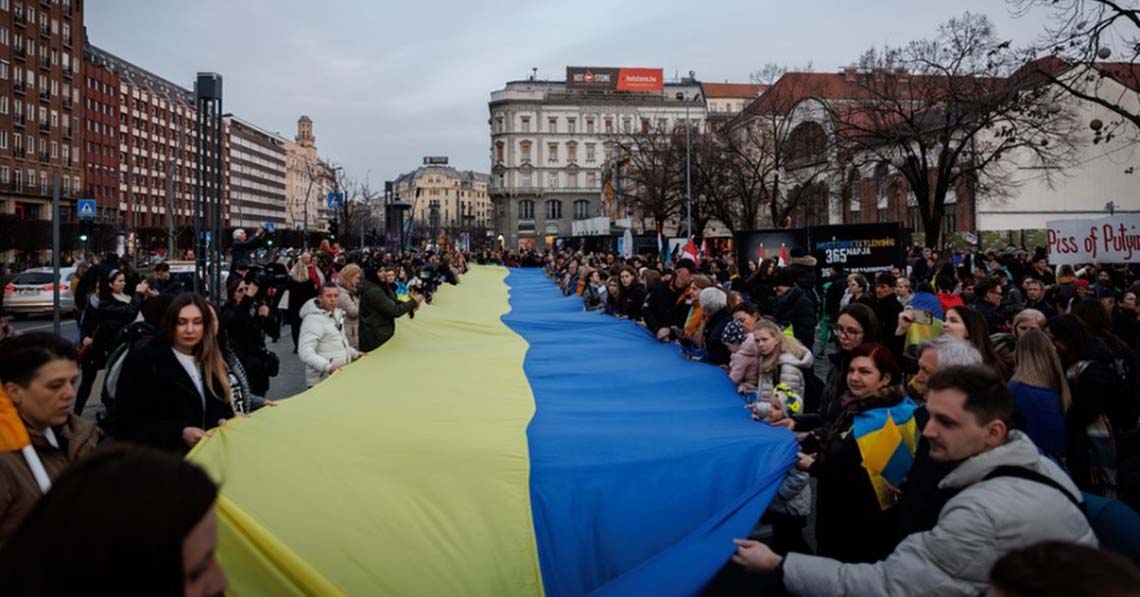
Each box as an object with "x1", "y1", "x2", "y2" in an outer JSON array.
[
  {"x1": 722, "y1": 320, "x2": 759, "y2": 393},
  {"x1": 748, "y1": 387, "x2": 812, "y2": 554}
]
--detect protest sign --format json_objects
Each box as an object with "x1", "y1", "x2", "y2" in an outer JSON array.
[
  {"x1": 807, "y1": 223, "x2": 907, "y2": 276},
  {"x1": 1046, "y1": 215, "x2": 1140, "y2": 265}
]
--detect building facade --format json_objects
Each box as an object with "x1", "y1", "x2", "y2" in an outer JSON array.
[
  {"x1": 391, "y1": 162, "x2": 492, "y2": 246},
  {"x1": 0, "y1": 0, "x2": 84, "y2": 222},
  {"x1": 85, "y1": 43, "x2": 214, "y2": 256},
  {"x1": 227, "y1": 116, "x2": 287, "y2": 229},
  {"x1": 283, "y1": 115, "x2": 333, "y2": 232},
  {"x1": 488, "y1": 76, "x2": 705, "y2": 250}
]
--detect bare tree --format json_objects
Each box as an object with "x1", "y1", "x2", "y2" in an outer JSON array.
[
  {"x1": 1012, "y1": 0, "x2": 1140, "y2": 139},
  {"x1": 332, "y1": 170, "x2": 380, "y2": 247},
  {"x1": 716, "y1": 64, "x2": 833, "y2": 231},
  {"x1": 829, "y1": 13, "x2": 1080, "y2": 247},
  {"x1": 613, "y1": 124, "x2": 687, "y2": 233}
]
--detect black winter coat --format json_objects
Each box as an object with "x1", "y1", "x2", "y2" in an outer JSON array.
[
  {"x1": 115, "y1": 338, "x2": 235, "y2": 454},
  {"x1": 701, "y1": 309, "x2": 733, "y2": 366},
  {"x1": 809, "y1": 389, "x2": 909, "y2": 563},
  {"x1": 643, "y1": 281, "x2": 687, "y2": 335},
  {"x1": 618, "y1": 283, "x2": 647, "y2": 321},
  {"x1": 83, "y1": 294, "x2": 142, "y2": 368},
  {"x1": 358, "y1": 278, "x2": 415, "y2": 352},
  {"x1": 775, "y1": 286, "x2": 816, "y2": 351}
]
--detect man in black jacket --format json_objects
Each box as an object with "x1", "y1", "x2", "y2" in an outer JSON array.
[
  {"x1": 230, "y1": 227, "x2": 265, "y2": 273},
  {"x1": 645, "y1": 259, "x2": 694, "y2": 341},
  {"x1": 773, "y1": 269, "x2": 816, "y2": 351}
]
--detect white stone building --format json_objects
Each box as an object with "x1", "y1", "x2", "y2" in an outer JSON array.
[{"x1": 488, "y1": 76, "x2": 705, "y2": 250}]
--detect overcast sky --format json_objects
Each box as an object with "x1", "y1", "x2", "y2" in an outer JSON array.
[{"x1": 88, "y1": 1, "x2": 1053, "y2": 183}]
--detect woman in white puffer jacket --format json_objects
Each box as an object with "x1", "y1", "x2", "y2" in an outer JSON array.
[{"x1": 298, "y1": 283, "x2": 359, "y2": 388}]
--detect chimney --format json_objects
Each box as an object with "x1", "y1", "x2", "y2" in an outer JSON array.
[{"x1": 843, "y1": 66, "x2": 857, "y2": 82}]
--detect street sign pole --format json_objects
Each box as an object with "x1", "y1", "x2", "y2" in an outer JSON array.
[{"x1": 51, "y1": 173, "x2": 61, "y2": 336}]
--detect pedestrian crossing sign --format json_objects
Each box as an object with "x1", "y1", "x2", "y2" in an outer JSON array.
[{"x1": 77, "y1": 199, "x2": 96, "y2": 219}]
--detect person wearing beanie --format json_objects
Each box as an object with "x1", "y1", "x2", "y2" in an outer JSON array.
[
  {"x1": 698, "y1": 286, "x2": 733, "y2": 366},
  {"x1": 773, "y1": 269, "x2": 817, "y2": 351}
]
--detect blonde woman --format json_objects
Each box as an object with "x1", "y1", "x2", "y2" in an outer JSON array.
[
  {"x1": 1009, "y1": 329, "x2": 1069, "y2": 463},
  {"x1": 116, "y1": 293, "x2": 235, "y2": 454},
  {"x1": 747, "y1": 319, "x2": 814, "y2": 410},
  {"x1": 336, "y1": 263, "x2": 363, "y2": 350}
]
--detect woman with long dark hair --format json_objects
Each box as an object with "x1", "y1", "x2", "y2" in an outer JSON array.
[
  {"x1": 943, "y1": 306, "x2": 1009, "y2": 380},
  {"x1": 74, "y1": 268, "x2": 147, "y2": 415},
  {"x1": 616, "y1": 266, "x2": 646, "y2": 321},
  {"x1": 0, "y1": 445, "x2": 226, "y2": 595},
  {"x1": 116, "y1": 293, "x2": 235, "y2": 454}
]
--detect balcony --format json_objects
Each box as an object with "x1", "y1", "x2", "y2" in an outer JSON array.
[
  {"x1": 38, "y1": 90, "x2": 49, "y2": 102},
  {"x1": 62, "y1": 66, "x2": 72, "y2": 79},
  {"x1": 38, "y1": 122, "x2": 49, "y2": 133},
  {"x1": 39, "y1": 152, "x2": 50, "y2": 163},
  {"x1": 39, "y1": 23, "x2": 49, "y2": 37},
  {"x1": 13, "y1": 81, "x2": 26, "y2": 95},
  {"x1": 38, "y1": 57, "x2": 49, "y2": 70},
  {"x1": 13, "y1": 12, "x2": 25, "y2": 26},
  {"x1": 13, "y1": 147, "x2": 26, "y2": 158},
  {"x1": 13, "y1": 114, "x2": 26, "y2": 127},
  {"x1": 62, "y1": 97, "x2": 72, "y2": 109},
  {"x1": 63, "y1": 127, "x2": 72, "y2": 139},
  {"x1": 14, "y1": 47, "x2": 25, "y2": 61}
]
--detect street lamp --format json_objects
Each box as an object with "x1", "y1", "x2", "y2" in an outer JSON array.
[{"x1": 676, "y1": 90, "x2": 695, "y2": 239}]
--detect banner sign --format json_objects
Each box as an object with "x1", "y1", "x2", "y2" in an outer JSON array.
[
  {"x1": 807, "y1": 223, "x2": 906, "y2": 275},
  {"x1": 571, "y1": 216, "x2": 610, "y2": 237},
  {"x1": 1047, "y1": 215, "x2": 1140, "y2": 265},
  {"x1": 732, "y1": 229, "x2": 808, "y2": 274},
  {"x1": 422, "y1": 156, "x2": 449, "y2": 165},
  {"x1": 567, "y1": 67, "x2": 664, "y2": 92}
]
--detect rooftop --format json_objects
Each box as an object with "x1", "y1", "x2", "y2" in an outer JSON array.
[{"x1": 86, "y1": 42, "x2": 194, "y2": 106}]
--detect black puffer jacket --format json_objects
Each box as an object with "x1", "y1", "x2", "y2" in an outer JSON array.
[{"x1": 775, "y1": 286, "x2": 816, "y2": 351}]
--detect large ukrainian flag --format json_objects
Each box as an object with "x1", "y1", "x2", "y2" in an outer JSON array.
[{"x1": 189, "y1": 266, "x2": 796, "y2": 595}]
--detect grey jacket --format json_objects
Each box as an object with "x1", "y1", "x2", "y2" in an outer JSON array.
[{"x1": 783, "y1": 431, "x2": 1096, "y2": 596}]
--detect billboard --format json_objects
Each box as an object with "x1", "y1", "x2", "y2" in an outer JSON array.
[
  {"x1": 1047, "y1": 214, "x2": 1140, "y2": 265},
  {"x1": 732, "y1": 229, "x2": 809, "y2": 274},
  {"x1": 422, "y1": 156, "x2": 449, "y2": 165},
  {"x1": 807, "y1": 223, "x2": 907, "y2": 276},
  {"x1": 567, "y1": 67, "x2": 664, "y2": 92}
]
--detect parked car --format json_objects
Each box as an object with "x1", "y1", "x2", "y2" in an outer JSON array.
[{"x1": 3, "y1": 267, "x2": 79, "y2": 315}]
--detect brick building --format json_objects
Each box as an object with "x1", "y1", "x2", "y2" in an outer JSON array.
[{"x1": 0, "y1": 0, "x2": 84, "y2": 224}]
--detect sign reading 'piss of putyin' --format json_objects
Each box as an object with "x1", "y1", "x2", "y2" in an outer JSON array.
[{"x1": 1047, "y1": 215, "x2": 1140, "y2": 265}]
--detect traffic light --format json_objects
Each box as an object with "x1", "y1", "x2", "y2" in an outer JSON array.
[
  {"x1": 78, "y1": 220, "x2": 90, "y2": 243},
  {"x1": 328, "y1": 218, "x2": 338, "y2": 241}
]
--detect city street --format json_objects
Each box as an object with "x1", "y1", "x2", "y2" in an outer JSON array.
[{"x1": 9, "y1": 314, "x2": 309, "y2": 418}]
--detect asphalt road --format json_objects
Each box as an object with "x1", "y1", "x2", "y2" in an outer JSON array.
[{"x1": 8, "y1": 313, "x2": 309, "y2": 418}]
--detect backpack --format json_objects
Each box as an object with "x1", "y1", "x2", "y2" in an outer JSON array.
[
  {"x1": 986, "y1": 465, "x2": 1140, "y2": 566},
  {"x1": 98, "y1": 321, "x2": 157, "y2": 434}
]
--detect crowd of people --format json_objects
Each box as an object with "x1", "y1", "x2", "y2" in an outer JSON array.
[
  {"x1": 3, "y1": 234, "x2": 1140, "y2": 593},
  {"x1": 0, "y1": 228, "x2": 475, "y2": 591},
  {"x1": 544, "y1": 244, "x2": 1140, "y2": 595}
]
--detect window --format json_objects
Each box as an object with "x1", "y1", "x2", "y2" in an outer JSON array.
[
  {"x1": 0, "y1": 96, "x2": 6, "y2": 114},
  {"x1": 640, "y1": 118, "x2": 650, "y2": 134},
  {"x1": 0, "y1": 27, "x2": 6, "y2": 46},
  {"x1": 520, "y1": 141, "x2": 531, "y2": 162},
  {"x1": 0, "y1": 131, "x2": 6, "y2": 149},
  {"x1": 546, "y1": 199, "x2": 562, "y2": 219},
  {"x1": 61, "y1": 144, "x2": 68, "y2": 163},
  {"x1": 519, "y1": 199, "x2": 534, "y2": 219},
  {"x1": 547, "y1": 142, "x2": 558, "y2": 163},
  {"x1": 943, "y1": 211, "x2": 958, "y2": 235},
  {"x1": 0, "y1": 60, "x2": 6, "y2": 80},
  {"x1": 877, "y1": 207, "x2": 888, "y2": 223},
  {"x1": 0, "y1": 167, "x2": 8, "y2": 184},
  {"x1": 520, "y1": 116, "x2": 530, "y2": 132},
  {"x1": 494, "y1": 115, "x2": 503, "y2": 132},
  {"x1": 520, "y1": 173, "x2": 532, "y2": 189},
  {"x1": 50, "y1": 140, "x2": 57, "y2": 158},
  {"x1": 50, "y1": 109, "x2": 57, "y2": 127},
  {"x1": 574, "y1": 199, "x2": 589, "y2": 219},
  {"x1": 604, "y1": 117, "x2": 613, "y2": 133},
  {"x1": 548, "y1": 117, "x2": 557, "y2": 132},
  {"x1": 567, "y1": 117, "x2": 576, "y2": 134},
  {"x1": 586, "y1": 172, "x2": 597, "y2": 187},
  {"x1": 494, "y1": 141, "x2": 504, "y2": 162},
  {"x1": 567, "y1": 142, "x2": 577, "y2": 163},
  {"x1": 585, "y1": 143, "x2": 595, "y2": 163},
  {"x1": 657, "y1": 118, "x2": 667, "y2": 132},
  {"x1": 586, "y1": 118, "x2": 595, "y2": 134},
  {"x1": 547, "y1": 172, "x2": 558, "y2": 188},
  {"x1": 27, "y1": 169, "x2": 35, "y2": 188},
  {"x1": 62, "y1": 23, "x2": 69, "y2": 41},
  {"x1": 12, "y1": 168, "x2": 20, "y2": 189},
  {"x1": 622, "y1": 117, "x2": 632, "y2": 133}
]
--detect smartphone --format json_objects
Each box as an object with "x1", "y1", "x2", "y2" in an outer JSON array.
[{"x1": 911, "y1": 309, "x2": 934, "y2": 326}]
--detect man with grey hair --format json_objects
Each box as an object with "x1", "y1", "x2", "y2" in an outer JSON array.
[
  {"x1": 230, "y1": 226, "x2": 266, "y2": 273},
  {"x1": 697, "y1": 286, "x2": 732, "y2": 366},
  {"x1": 911, "y1": 336, "x2": 983, "y2": 401}
]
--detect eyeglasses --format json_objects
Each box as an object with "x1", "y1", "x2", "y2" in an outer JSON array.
[{"x1": 834, "y1": 325, "x2": 863, "y2": 338}]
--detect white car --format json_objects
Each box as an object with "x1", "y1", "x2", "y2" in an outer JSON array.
[{"x1": 3, "y1": 267, "x2": 79, "y2": 315}]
